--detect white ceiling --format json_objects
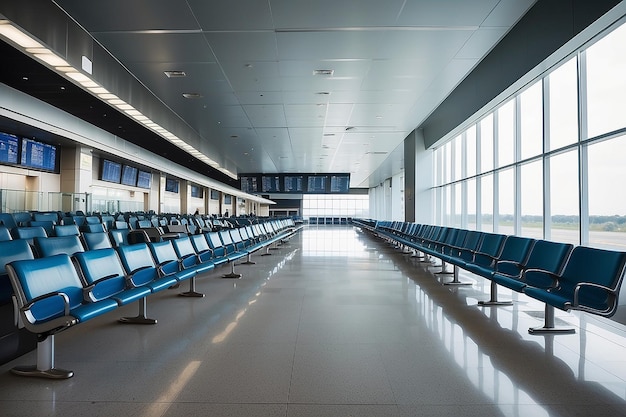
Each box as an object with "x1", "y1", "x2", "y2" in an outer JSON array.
[{"x1": 54, "y1": 0, "x2": 536, "y2": 188}]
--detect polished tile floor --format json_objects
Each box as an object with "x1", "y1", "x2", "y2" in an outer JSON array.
[{"x1": 1, "y1": 225, "x2": 626, "y2": 416}]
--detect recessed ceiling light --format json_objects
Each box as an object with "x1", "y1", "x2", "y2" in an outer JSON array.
[
  {"x1": 164, "y1": 70, "x2": 186, "y2": 78},
  {"x1": 182, "y1": 92, "x2": 202, "y2": 99}
]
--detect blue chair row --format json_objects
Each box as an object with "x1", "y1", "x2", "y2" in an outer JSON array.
[
  {"x1": 4, "y1": 219, "x2": 302, "y2": 379},
  {"x1": 354, "y1": 219, "x2": 626, "y2": 335}
]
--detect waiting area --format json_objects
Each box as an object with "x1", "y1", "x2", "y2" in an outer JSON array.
[{"x1": 0, "y1": 224, "x2": 625, "y2": 416}]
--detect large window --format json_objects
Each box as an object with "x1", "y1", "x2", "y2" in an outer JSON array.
[
  {"x1": 547, "y1": 58, "x2": 578, "y2": 151},
  {"x1": 303, "y1": 194, "x2": 369, "y2": 219},
  {"x1": 586, "y1": 22, "x2": 626, "y2": 139},
  {"x1": 433, "y1": 18, "x2": 626, "y2": 250},
  {"x1": 587, "y1": 135, "x2": 626, "y2": 249},
  {"x1": 519, "y1": 81, "x2": 543, "y2": 160},
  {"x1": 520, "y1": 161, "x2": 543, "y2": 239}
]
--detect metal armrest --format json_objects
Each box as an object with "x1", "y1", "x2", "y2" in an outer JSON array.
[
  {"x1": 83, "y1": 274, "x2": 121, "y2": 302},
  {"x1": 572, "y1": 282, "x2": 616, "y2": 309},
  {"x1": 521, "y1": 268, "x2": 560, "y2": 289},
  {"x1": 21, "y1": 292, "x2": 70, "y2": 324},
  {"x1": 125, "y1": 266, "x2": 153, "y2": 288}
]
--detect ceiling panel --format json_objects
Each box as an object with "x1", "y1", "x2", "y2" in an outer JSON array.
[
  {"x1": 187, "y1": 0, "x2": 274, "y2": 31},
  {"x1": 205, "y1": 32, "x2": 278, "y2": 62},
  {"x1": 243, "y1": 104, "x2": 287, "y2": 128},
  {"x1": 14, "y1": 0, "x2": 538, "y2": 188},
  {"x1": 397, "y1": 0, "x2": 500, "y2": 26},
  {"x1": 56, "y1": 0, "x2": 199, "y2": 31},
  {"x1": 94, "y1": 33, "x2": 216, "y2": 63}
]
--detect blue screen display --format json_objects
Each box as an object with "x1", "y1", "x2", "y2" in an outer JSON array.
[
  {"x1": 101, "y1": 159, "x2": 122, "y2": 183},
  {"x1": 20, "y1": 138, "x2": 57, "y2": 171},
  {"x1": 121, "y1": 165, "x2": 138, "y2": 186},
  {"x1": 0, "y1": 132, "x2": 19, "y2": 165},
  {"x1": 136, "y1": 170, "x2": 151, "y2": 189}
]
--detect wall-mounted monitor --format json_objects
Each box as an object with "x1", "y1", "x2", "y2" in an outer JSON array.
[
  {"x1": 330, "y1": 174, "x2": 350, "y2": 193},
  {"x1": 20, "y1": 138, "x2": 57, "y2": 172},
  {"x1": 283, "y1": 175, "x2": 304, "y2": 193},
  {"x1": 165, "y1": 177, "x2": 179, "y2": 193},
  {"x1": 240, "y1": 175, "x2": 259, "y2": 193},
  {"x1": 100, "y1": 159, "x2": 122, "y2": 183},
  {"x1": 306, "y1": 175, "x2": 327, "y2": 193},
  {"x1": 190, "y1": 184, "x2": 203, "y2": 198},
  {"x1": 210, "y1": 189, "x2": 220, "y2": 200},
  {"x1": 120, "y1": 165, "x2": 138, "y2": 186},
  {"x1": 0, "y1": 131, "x2": 19, "y2": 165},
  {"x1": 136, "y1": 170, "x2": 152, "y2": 189},
  {"x1": 262, "y1": 175, "x2": 281, "y2": 193}
]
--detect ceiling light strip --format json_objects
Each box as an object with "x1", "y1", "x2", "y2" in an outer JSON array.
[{"x1": 0, "y1": 20, "x2": 239, "y2": 180}]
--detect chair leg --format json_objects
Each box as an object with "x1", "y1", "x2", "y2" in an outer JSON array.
[
  {"x1": 119, "y1": 297, "x2": 157, "y2": 324},
  {"x1": 180, "y1": 276, "x2": 204, "y2": 297},
  {"x1": 11, "y1": 334, "x2": 73, "y2": 379},
  {"x1": 529, "y1": 304, "x2": 575, "y2": 334},
  {"x1": 240, "y1": 252, "x2": 256, "y2": 265},
  {"x1": 222, "y1": 261, "x2": 242, "y2": 279},
  {"x1": 435, "y1": 260, "x2": 454, "y2": 275},
  {"x1": 478, "y1": 281, "x2": 513, "y2": 305},
  {"x1": 443, "y1": 265, "x2": 473, "y2": 285}
]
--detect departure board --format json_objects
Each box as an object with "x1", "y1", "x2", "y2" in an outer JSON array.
[
  {"x1": 262, "y1": 175, "x2": 281, "y2": 192},
  {"x1": 21, "y1": 138, "x2": 57, "y2": 171},
  {"x1": 307, "y1": 175, "x2": 327, "y2": 193},
  {"x1": 283, "y1": 175, "x2": 304, "y2": 192},
  {"x1": 330, "y1": 174, "x2": 350, "y2": 193},
  {"x1": 0, "y1": 132, "x2": 18, "y2": 165},
  {"x1": 240, "y1": 176, "x2": 259, "y2": 193}
]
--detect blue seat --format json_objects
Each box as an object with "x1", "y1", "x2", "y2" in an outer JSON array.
[
  {"x1": 0, "y1": 239, "x2": 35, "y2": 306},
  {"x1": 189, "y1": 234, "x2": 215, "y2": 263},
  {"x1": 34, "y1": 235, "x2": 85, "y2": 258},
  {"x1": 33, "y1": 212, "x2": 58, "y2": 224},
  {"x1": 171, "y1": 236, "x2": 215, "y2": 276},
  {"x1": 28, "y1": 220, "x2": 55, "y2": 236},
  {"x1": 114, "y1": 243, "x2": 179, "y2": 324},
  {"x1": 116, "y1": 243, "x2": 178, "y2": 294},
  {"x1": 461, "y1": 233, "x2": 506, "y2": 278},
  {"x1": 109, "y1": 228, "x2": 130, "y2": 247},
  {"x1": 150, "y1": 240, "x2": 203, "y2": 297},
  {"x1": 54, "y1": 224, "x2": 80, "y2": 237},
  {"x1": 12, "y1": 212, "x2": 33, "y2": 226},
  {"x1": 491, "y1": 239, "x2": 573, "y2": 293},
  {"x1": 73, "y1": 248, "x2": 152, "y2": 310},
  {"x1": 524, "y1": 246, "x2": 626, "y2": 334},
  {"x1": 13, "y1": 226, "x2": 48, "y2": 245},
  {"x1": 0, "y1": 213, "x2": 17, "y2": 229},
  {"x1": 7, "y1": 254, "x2": 118, "y2": 378},
  {"x1": 477, "y1": 235, "x2": 535, "y2": 306},
  {"x1": 0, "y1": 225, "x2": 13, "y2": 241},
  {"x1": 81, "y1": 232, "x2": 113, "y2": 250},
  {"x1": 81, "y1": 223, "x2": 106, "y2": 233}
]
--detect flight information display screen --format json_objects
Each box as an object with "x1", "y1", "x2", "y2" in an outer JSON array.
[
  {"x1": 283, "y1": 175, "x2": 304, "y2": 192},
  {"x1": 20, "y1": 138, "x2": 57, "y2": 171},
  {"x1": 262, "y1": 175, "x2": 281, "y2": 193},
  {"x1": 0, "y1": 132, "x2": 19, "y2": 165}
]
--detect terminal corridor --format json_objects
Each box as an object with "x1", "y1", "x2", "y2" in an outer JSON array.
[{"x1": 1, "y1": 225, "x2": 625, "y2": 417}]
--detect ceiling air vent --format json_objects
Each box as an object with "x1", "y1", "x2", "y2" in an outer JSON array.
[
  {"x1": 164, "y1": 70, "x2": 187, "y2": 78},
  {"x1": 182, "y1": 92, "x2": 203, "y2": 99},
  {"x1": 313, "y1": 69, "x2": 334, "y2": 76}
]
